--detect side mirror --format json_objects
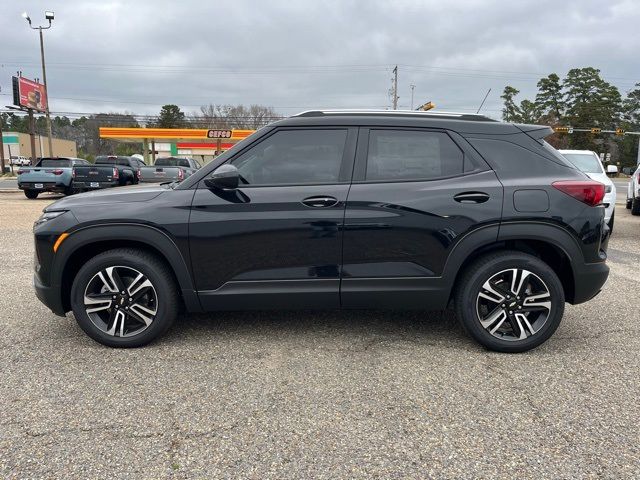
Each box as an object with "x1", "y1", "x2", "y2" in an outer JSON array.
[
  {"x1": 606, "y1": 165, "x2": 618, "y2": 174},
  {"x1": 205, "y1": 164, "x2": 240, "y2": 190}
]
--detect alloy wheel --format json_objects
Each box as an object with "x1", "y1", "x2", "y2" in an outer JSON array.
[
  {"x1": 83, "y1": 266, "x2": 158, "y2": 338},
  {"x1": 475, "y1": 268, "x2": 552, "y2": 341}
]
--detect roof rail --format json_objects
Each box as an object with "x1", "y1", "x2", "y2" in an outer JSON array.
[{"x1": 294, "y1": 109, "x2": 496, "y2": 122}]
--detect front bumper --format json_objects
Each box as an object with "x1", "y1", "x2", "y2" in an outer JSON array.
[
  {"x1": 34, "y1": 273, "x2": 66, "y2": 316},
  {"x1": 602, "y1": 193, "x2": 615, "y2": 223}
]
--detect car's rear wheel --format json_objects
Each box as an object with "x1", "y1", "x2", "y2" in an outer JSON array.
[
  {"x1": 632, "y1": 198, "x2": 640, "y2": 215},
  {"x1": 70, "y1": 248, "x2": 179, "y2": 347},
  {"x1": 455, "y1": 251, "x2": 564, "y2": 353},
  {"x1": 24, "y1": 189, "x2": 39, "y2": 199},
  {"x1": 608, "y1": 212, "x2": 614, "y2": 233},
  {"x1": 626, "y1": 198, "x2": 632, "y2": 209}
]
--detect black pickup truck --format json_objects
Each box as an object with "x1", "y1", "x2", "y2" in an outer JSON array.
[{"x1": 72, "y1": 156, "x2": 146, "y2": 191}]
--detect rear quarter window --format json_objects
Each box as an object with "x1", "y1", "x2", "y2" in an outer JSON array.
[{"x1": 467, "y1": 138, "x2": 576, "y2": 177}]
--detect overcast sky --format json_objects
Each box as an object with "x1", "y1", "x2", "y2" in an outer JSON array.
[{"x1": 1, "y1": 0, "x2": 639, "y2": 121}]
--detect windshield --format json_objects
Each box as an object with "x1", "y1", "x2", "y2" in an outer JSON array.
[
  {"x1": 155, "y1": 157, "x2": 190, "y2": 167},
  {"x1": 561, "y1": 153, "x2": 603, "y2": 174},
  {"x1": 39, "y1": 159, "x2": 71, "y2": 168}
]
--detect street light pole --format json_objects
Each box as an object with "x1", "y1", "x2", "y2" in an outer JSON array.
[{"x1": 23, "y1": 11, "x2": 54, "y2": 158}]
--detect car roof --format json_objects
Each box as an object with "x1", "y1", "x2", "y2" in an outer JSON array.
[{"x1": 271, "y1": 110, "x2": 546, "y2": 136}]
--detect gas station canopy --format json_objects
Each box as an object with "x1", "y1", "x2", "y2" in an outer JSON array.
[{"x1": 99, "y1": 127, "x2": 256, "y2": 163}]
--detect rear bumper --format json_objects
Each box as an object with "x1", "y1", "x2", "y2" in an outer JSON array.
[
  {"x1": 34, "y1": 273, "x2": 66, "y2": 317},
  {"x1": 18, "y1": 182, "x2": 67, "y2": 191},
  {"x1": 73, "y1": 180, "x2": 118, "y2": 189},
  {"x1": 571, "y1": 261, "x2": 609, "y2": 304}
]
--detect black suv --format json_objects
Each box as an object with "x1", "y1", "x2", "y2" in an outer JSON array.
[{"x1": 33, "y1": 110, "x2": 610, "y2": 352}]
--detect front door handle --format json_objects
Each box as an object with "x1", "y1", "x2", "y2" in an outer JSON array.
[
  {"x1": 454, "y1": 192, "x2": 490, "y2": 204},
  {"x1": 302, "y1": 195, "x2": 339, "y2": 208}
]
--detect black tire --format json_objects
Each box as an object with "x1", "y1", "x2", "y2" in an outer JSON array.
[
  {"x1": 454, "y1": 251, "x2": 565, "y2": 353},
  {"x1": 632, "y1": 198, "x2": 640, "y2": 216},
  {"x1": 64, "y1": 186, "x2": 74, "y2": 196},
  {"x1": 70, "y1": 248, "x2": 179, "y2": 348},
  {"x1": 24, "y1": 189, "x2": 39, "y2": 199},
  {"x1": 626, "y1": 198, "x2": 632, "y2": 209},
  {"x1": 608, "y1": 212, "x2": 614, "y2": 234}
]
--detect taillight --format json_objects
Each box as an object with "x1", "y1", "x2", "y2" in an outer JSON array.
[
  {"x1": 113, "y1": 167, "x2": 119, "y2": 179},
  {"x1": 52, "y1": 169, "x2": 64, "y2": 175},
  {"x1": 18, "y1": 169, "x2": 26, "y2": 175},
  {"x1": 178, "y1": 169, "x2": 184, "y2": 181},
  {"x1": 552, "y1": 180, "x2": 605, "y2": 207}
]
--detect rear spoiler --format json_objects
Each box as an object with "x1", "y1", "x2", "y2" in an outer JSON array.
[{"x1": 514, "y1": 124, "x2": 554, "y2": 141}]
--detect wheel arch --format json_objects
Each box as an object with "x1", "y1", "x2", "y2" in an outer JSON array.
[
  {"x1": 53, "y1": 224, "x2": 201, "y2": 313},
  {"x1": 444, "y1": 223, "x2": 579, "y2": 304}
]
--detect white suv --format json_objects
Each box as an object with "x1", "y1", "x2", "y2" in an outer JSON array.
[
  {"x1": 626, "y1": 166, "x2": 640, "y2": 214},
  {"x1": 559, "y1": 150, "x2": 616, "y2": 230}
]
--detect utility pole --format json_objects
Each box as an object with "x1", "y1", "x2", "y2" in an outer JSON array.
[
  {"x1": 28, "y1": 109, "x2": 37, "y2": 164},
  {"x1": 23, "y1": 11, "x2": 54, "y2": 157},
  {"x1": 410, "y1": 84, "x2": 416, "y2": 110},
  {"x1": 392, "y1": 66, "x2": 399, "y2": 110},
  {"x1": 0, "y1": 113, "x2": 5, "y2": 174}
]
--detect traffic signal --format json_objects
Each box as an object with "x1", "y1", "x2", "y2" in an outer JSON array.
[
  {"x1": 555, "y1": 126, "x2": 572, "y2": 133},
  {"x1": 591, "y1": 128, "x2": 602, "y2": 134},
  {"x1": 615, "y1": 128, "x2": 625, "y2": 136}
]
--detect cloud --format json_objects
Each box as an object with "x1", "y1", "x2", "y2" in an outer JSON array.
[{"x1": 0, "y1": 0, "x2": 638, "y2": 120}]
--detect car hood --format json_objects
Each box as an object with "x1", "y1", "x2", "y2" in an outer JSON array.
[
  {"x1": 45, "y1": 184, "x2": 167, "y2": 211},
  {"x1": 584, "y1": 172, "x2": 615, "y2": 189}
]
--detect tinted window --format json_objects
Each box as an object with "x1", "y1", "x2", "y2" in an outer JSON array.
[
  {"x1": 232, "y1": 129, "x2": 347, "y2": 185},
  {"x1": 155, "y1": 157, "x2": 191, "y2": 167},
  {"x1": 561, "y1": 153, "x2": 604, "y2": 174},
  {"x1": 39, "y1": 159, "x2": 71, "y2": 168},
  {"x1": 366, "y1": 130, "x2": 463, "y2": 181},
  {"x1": 95, "y1": 157, "x2": 118, "y2": 165}
]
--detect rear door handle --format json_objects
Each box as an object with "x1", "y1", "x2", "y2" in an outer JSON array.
[
  {"x1": 454, "y1": 192, "x2": 490, "y2": 204},
  {"x1": 302, "y1": 195, "x2": 339, "y2": 208}
]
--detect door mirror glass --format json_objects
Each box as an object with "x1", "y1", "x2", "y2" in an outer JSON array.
[{"x1": 205, "y1": 164, "x2": 240, "y2": 190}]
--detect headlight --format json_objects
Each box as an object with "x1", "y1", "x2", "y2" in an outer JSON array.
[
  {"x1": 34, "y1": 210, "x2": 67, "y2": 227},
  {"x1": 605, "y1": 185, "x2": 612, "y2": 193}
]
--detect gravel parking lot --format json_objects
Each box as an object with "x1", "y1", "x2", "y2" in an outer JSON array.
[{"x1": 0, "y1": 185, "x2": 638, "y2": 479}]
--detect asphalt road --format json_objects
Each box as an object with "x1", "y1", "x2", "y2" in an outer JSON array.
[{"x1": 0, "y1": 190, "x2": 638, "y2": 479}]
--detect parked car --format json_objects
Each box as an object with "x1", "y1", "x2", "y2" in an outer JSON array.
[
  {"x1": 72, "y1": 155, "x2": 144, "y2": 191},
  {"x1": 10, "y1": 155, "x2": 31, "y2": 166},
  {"x1": 558, "y1": 150, "x2": 616, "y2": 230},
  {"x1": 626, "y1": 167, "x2": 640, "y2": 214},
  {"x1": 17, "y1": 157, "x2": 89, "y2": 199},
  {"x1": 137, "y1": 156, "x2": 201, "y2": 183},
  {"x1": 33, "y1": 110, "x2": 610, "y2": 352}
]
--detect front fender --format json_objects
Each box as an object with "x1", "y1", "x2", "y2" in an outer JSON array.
[{"x1": 52, "y1": 223, "x2": 201, "y2": 312}]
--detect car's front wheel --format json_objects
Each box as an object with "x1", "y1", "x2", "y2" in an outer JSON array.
[
  {"x1": 455, "y1": 251, "x2": 565, "y2": 353},
  {"x1": 70, "y1": 248, "x2": 179, "y2": 347}
]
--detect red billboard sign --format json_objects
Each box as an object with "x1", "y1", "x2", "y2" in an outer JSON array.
[{"x1": 12, "y1": 76, "x2": 48, "y2": 112}]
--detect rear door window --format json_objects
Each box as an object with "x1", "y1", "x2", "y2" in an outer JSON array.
[{"x1": 365, "y1": 130, "x2": 464, "y2": 181}]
